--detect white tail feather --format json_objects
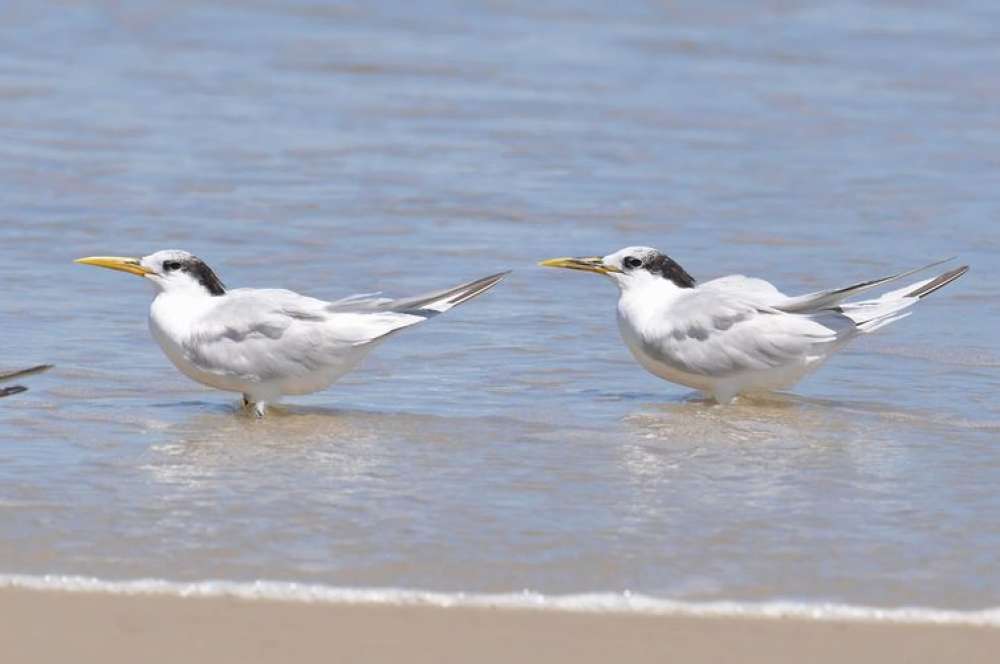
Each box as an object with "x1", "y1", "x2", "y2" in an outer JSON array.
[
  {"x1": 838, "y1": 266, "x2": 968, "y2": 333},
  {"x1": 776, "y1": 258, "x2": 955, "y2": 313}
]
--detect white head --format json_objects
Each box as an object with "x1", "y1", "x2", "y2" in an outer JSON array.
[
  {"x1": 539, "y1": 246, "x2": 696, "y2": 292},
  {"x1": 75, "y1": 249, "x2": 227, "y2": 297}
]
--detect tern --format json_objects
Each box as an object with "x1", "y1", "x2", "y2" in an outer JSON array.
[
  {"x1": 0, "y1": 365, "x2": 52, "y2": 398},
  {"x1": 540, "y1": 247, "x2": 968, "y2": 403},
  {"x1": 76, "y1": 251, "x2": 508, "y2": 416}
]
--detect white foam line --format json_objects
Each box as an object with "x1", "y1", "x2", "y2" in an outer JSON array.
[{"x1": 1, "y1": 574, "x2": 998, "y2": 627}]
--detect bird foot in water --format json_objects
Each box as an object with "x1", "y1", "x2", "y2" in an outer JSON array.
[{"x1": 241, "y1": 395, "x2": 268, "y2": 418}]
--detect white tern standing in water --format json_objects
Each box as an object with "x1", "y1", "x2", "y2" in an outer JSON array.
[
  {"x1": 541, "y1": 247, "x2": 967, "y2": 403},
  {"x1": 77, "y1": 251, "x2": 508, "y2": 416}
]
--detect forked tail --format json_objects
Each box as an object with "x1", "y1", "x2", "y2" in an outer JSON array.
[{"x1": 839, "y1": 265, "x2": 969, "y2": 332}]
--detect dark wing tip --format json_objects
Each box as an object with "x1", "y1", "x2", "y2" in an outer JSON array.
[
  {"x1": 908, "y1": 265, "x2": 969, "y2": 299},
  {"x1": 445, "y1": 270, "x2": 510, "y2": 306},
  {"x1": 460, "y1": 270, "x2": 511, "y2": 291},
  {"x1": 0, "y1": 364, "x2": 53, "y2": 383}
]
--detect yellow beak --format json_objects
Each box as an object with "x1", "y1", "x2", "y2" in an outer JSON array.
[
  {"x1": 538, "y1": 256, "x2": 621, "y2": 275},
  {"x1": 74, "y1": 256, "x2": 152, "y2": 277}
]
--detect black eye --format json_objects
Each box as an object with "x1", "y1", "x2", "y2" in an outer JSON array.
[
  {"x1": 164, "y1": 261, "x2": 182, "y2": 272},
  {"x1": 624, "y1": 256, "x2": 643, "y2": 269}
]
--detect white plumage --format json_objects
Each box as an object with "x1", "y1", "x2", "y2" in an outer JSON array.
[
  {"x1": 542, "y1": 247, "x2": 968, "y2": 403},
  {"x1": 78, "y1": 250, "x2": 508, "y2": 415}
]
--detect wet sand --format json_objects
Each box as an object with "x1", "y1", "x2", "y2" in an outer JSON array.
[{"x1": 2, "y1": 588, "x2": 997, "y2": 664}]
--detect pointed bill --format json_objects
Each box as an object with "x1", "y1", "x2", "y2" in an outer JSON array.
[
  {"x1": 538, "y1": 257, "x2": 621, "y2": 275},
  {"x1": 74, "y1": 256, "x2": 152, "y2": 277}
]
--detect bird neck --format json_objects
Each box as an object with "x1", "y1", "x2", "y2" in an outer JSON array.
[
  {"x1": 149, "y1": 289, "x2": 220, "y2": 341},
  {"x1": 618, "y1": 270, "x2": 688, "y2": 297},
  {"x1": 151, "y1": 277, "x2": 221, "y2": 299},
  {"x1": 617, "y1": 277, "x2": 688, "y2": 323}
]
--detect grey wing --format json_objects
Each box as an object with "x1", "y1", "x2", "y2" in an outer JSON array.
[
  {"x1": 644, "y1": 291, "x2": 847, "y2": 377},
  {"x1": 180, "y1": 272, "x2": 508, "y2": 381},
  {"x1": 182, "y1": 289, "x2": 420, "y2": 380}
]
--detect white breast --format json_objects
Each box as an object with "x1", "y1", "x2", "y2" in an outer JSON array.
[{"x1": 148, "y1": 293, "x2": 254, "y2": 394}]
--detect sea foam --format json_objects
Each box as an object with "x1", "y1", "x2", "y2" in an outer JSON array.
[{"x1": 1, "y1": 574, "x2": 998, "y2": 626}]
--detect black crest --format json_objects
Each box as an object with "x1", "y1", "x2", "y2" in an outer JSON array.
[
  {"x1": 184, "y1": 258, "x2": 226, "y2": 296},
  {"x1": 647, "y1": 253, "x2": 696, "y2": 288}
]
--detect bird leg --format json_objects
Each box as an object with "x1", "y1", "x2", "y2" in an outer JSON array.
[
  {"x1": 241, "y1": 394, "x2": 268, "y2": 418},
  {"x1": 0, "y1": 386, "x2": 28, "y2": 398}
]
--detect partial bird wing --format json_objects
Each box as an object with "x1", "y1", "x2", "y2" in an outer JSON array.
[
  {"x1": 181, "y1": 288, "x2": 417, "y2": 381},
  {"x1": 639, "y1": 288, "x2": 847, "y2": 378},
  {"x1": 773, "y1": 258, "x2": 955, "y2": 313},
  {"x1": 0, "y1": 364, "x2": 51, "y2": 398},
  {"x1": 0, "y1": 364, "x2": 53, "y2": 384}
]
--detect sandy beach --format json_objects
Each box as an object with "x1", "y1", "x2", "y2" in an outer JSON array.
[{"x1": 2, "y1": 588, "x2": 997, "y2": 664}]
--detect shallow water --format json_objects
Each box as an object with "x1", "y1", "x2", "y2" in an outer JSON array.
[{"x1": 1, "y1": 1, "x2": 999, "y2": 611}]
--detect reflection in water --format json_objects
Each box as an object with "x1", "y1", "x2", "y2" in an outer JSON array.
[
  {"x1": 144, "y1": 407, "x2": 416, "y2": 489},
  {"x1": 627, "y1": 393, "x2": 866, "y2": 445},
  {"x1": 614, "y1": 396, "x2": 854, "y2": 530},
  {"x1": 620, "y1": 393, "x2": 937, "y2": 493}
]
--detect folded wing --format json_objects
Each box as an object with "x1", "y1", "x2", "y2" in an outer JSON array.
[
  {"x1": 642, "y1": 291, "x2": 845, "y2": 378},
  {"x1": 181, "y1": 272, "x2": 508, "y2": 381}
]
